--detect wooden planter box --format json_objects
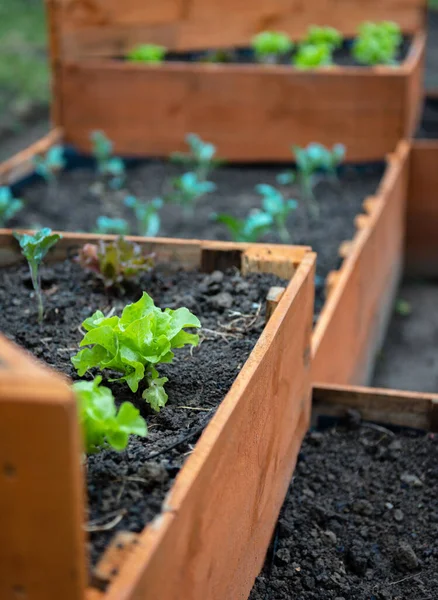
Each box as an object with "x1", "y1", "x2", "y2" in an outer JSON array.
[
  {"x1": 0, "y1": 234, "x2": 315, "y2": 600},
  {"x1": 46, "y1": 0, "x2": 426, "y2": 162},
  {"x1": 0, "y1": 132, "x2": 410, "y2": 387}
]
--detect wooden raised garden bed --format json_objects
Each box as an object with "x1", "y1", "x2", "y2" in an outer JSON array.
[
  {"x1": 46, "y1": 0, "x2": 426, "y2": 162},
  {"x1": 0, "y1": 234, "x2": 315, "y2": 600}
]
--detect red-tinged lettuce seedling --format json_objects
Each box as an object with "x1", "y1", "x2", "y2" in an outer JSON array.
[
  {"x1": 0, "y1": 186, "x2": 23, "y2": 227},
  {"x1": 71, "y1": 292, "x2": 201, "y2": 411},
  {"x1": 251, "y1": 31, "x2": 294, "y2": 63},
  {"x1": 73, "y1": 376, "x2": 147, "y2": 454},
  {"x1": 294, "y1": 43, "x2": 333, "y2": 69},
  {"x1": 255, "y1": 184, "x2": 298, "y2": 242},
  {"x1": 305, "y1": 26, "x2": 343, "y2": 50},
  {"x1": 14, "y1": 228, "x2": 62, "y2": 322},
  {"x1": 124, "y1": 196, "x2": 162, "y2": 237},
  {"x1": 127, "y1": 44, "x2": 167, "y2": 64},
  {"x1": 78, "y1": 237, "x2": 154, "y2": 289},
  {"x1": 212, "y1": 210, "x2": 273, "y2": 243}
]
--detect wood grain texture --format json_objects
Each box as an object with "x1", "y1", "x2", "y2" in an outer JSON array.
[
  {"x1": 405, "y1": 140, "x2": 438, "y2": 277},
  {"x1": 403, "y1": 32, "x2": 426, "y2": 136},
  {"x1": 57, "y1": 34, "x2": 423, "y2": 163},
  {"x1": 312, "y1": 141, "x2": 410, "y2": 386},
  {"x1": 50, "y1": 0, "x2": 426, "y2": 58}
]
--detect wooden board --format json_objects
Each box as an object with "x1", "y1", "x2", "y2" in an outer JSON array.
[
  {"x1": 0, "y1": 234, "x2": 315, "y2": 600},
  {"x1": 312, "y1": 141, "x2": 410, "y2": 385},
  {"x1": 405, "y1": 140, "x2": 438, "y2": 277},
  {"x1": 49, "y1": 0, "x2": 427, "y2": 59}
]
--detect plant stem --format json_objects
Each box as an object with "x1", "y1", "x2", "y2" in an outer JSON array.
[
  {"x1": 29, "y1": 262, "x2": 44, "y2": 323},
  {"x1": 301, "y1": 174, "x2": 319, "y2": 219},
  {"x1": 277, "y1": 220, "x2": 290, "y2": 243}
]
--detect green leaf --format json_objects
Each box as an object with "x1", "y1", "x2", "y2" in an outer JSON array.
[{"x1": 143, "y1": 371, "x2": 169, "y2": 412}]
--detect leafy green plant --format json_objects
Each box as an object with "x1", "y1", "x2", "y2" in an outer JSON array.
[
  {"x1": 90, "y1": 131, "x2": 125, "y2": 189},
  {"x1": 0, "y1": 186, "x2": 23, "y2": 227},
  {"x1": 34, "y1": 145, "x2": 65, "y2": 184},
  {"x1": 305, "y1": 25, "x2": 343, "y2": 49},
  {"x1": 294, "y1": 43, "x2": 333, "y2": 69},
  {"x1": 251, "y1": 31, "x2": 293, "y2": 63},
  {"x1": 353, "y1": 21, "x2": 402, "y2": 65},
  {"x1": 255, "y1": 184, "x2": 297, "y2": 242},
  {"x1": 124, "y1": 196, "x2": 162, "y2": 237},
  {"x1": 78, "y1": 237, "x2": 155, "y2": 289},
  {"x1": 167, "y1": 172, "x2": 216, "y2": 215},
  {"x1": 95, "y1": 216, "x2": 130, "y2": 236},
  {"x1": 127, "y1": 44, "x2": 167, "y2": 64},
  {"x1": 13, "y1": 228, "x2": 61, "y2": 322},
  {"x1": 171, "y1": 133, "x2": 219, "y2": 180},
  {"x1": 73, "y1": 376, "x2": 147, "y2": 454},
  {"x1": 71, "y1": 292, "x2": 201, "y2": 411},
  {"x1": 212, "y1": 210, "x2": 273, "y2": 243}
]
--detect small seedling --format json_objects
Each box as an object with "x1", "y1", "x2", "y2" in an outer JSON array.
[
  {"x1": 212, "y1": 210, "x2": 273, "y2": 243},
  {"x1": 90, "y1": 131, "x2": 125, "y2": 189},
  {"x1": 167, "y1": 172, "x2": 216, "y2": 215},
  {"x1": 0, "y1": 186, "x2": 23, "y2": 227},
  {"x1": 124, "y1": 196, "x2": 162, "y2": 237},
  {"x1": 395, "y1": 299, "x2": 412, "y2": 317},
  {"x1": 78, "y1": 237, "x2": 155, "y2": 289},
  {"x1": 73, "y1": 376, "x2": 147, "y2": 454},
  {"x1": 95, "y1": 216, "x2": 130, "y2": 236},
  {"x1": 255, "y1": 184, "x2": 298, "y2": 242},
  {"x1": 305, "y1": 26, "x2": 343, "y2": 49},
  {"x1": 251, "y1": 31, "x2": 293, "y2": 63},
  {"x1": 71, "y1": 292, "x2": 201, "y2": 411},
  {"x1": 353, "y1": 21, "x2": 402, "y2": 65},
  {"x1": 34, "y1": 145, "x2": 65, "y2": 191},
  {"x1": 127, "y1": 44, "x2": 167, "y2": 64},
  {"x1": 13, "y1": 228, "x2": 62, "y2": 322},
  {"x1": 171, "y1": 133, "x2": 219, "y2": 180},
  {"x1": 294, "y1": 43, "x2": 333, "y2": 69}
]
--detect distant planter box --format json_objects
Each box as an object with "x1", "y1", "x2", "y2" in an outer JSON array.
[{"x1": 47, "y1": 0, "x2": 427, "y2": 162}]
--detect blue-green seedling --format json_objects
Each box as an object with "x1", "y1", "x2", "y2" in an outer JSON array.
[
  {"x1": 124, "y1": 196, "x2": 163, "y2": 237},
  {"x1": 73, "y1": 376, "x2": 147, "y2": 454},
  {"x1": 294, "y1": 43, "x2": 333, "y2": 69},
  {"x1": 71, "y1": 292, "x2": 201, "y2": 411},
  {"x1": 251, "y1": 31, "x2": 294, "y2": 63},
  {"x1": 0, "y1": 186, "x2": 23, "y2": 227},
  {"x1": 168, "y1": 172, "x2": 216, "y2": 215},
  {"x1": 34, "y1": 145, "x2": 65, "y2": 185},
  {"x1": 212, "y1": 210, "x2": 273, "y2": 243},
  {"x1": 95, "y1": 216, "x2": 130, "y2": 236},
  {"x1": 305, "y1": 26, "x2": 343, "y2": 49},
  {"x1": 127, "y1": 44, "x2": 167, "y2": 64},
  {"x1": 255, "y1": 184, "x2": 298, "y2": 242},
  {"x1": 353, "y1": 21, "x2": 402, "y2": 65},
  {"x1": 90, "y1": 131, "x2": 125, "y2": 189},
  {"x1": 171, "y1": 133, "x2": 219, "y2": 180},
  {"x1": 13, "y1": 228, "x2": 62, "y2": 322}
]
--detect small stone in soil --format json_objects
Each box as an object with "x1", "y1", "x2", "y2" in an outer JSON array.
[
  {"x1": 400, "y1": 473, "x2": 423, "y2": 487},
  {"x1": 394, "y1": 542, "x2": 419, "y2": 571}
]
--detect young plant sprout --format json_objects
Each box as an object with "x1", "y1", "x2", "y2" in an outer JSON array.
[
  {"x1": 251, "y1": 31, "x2": 293, "y2": 64},
  {"x1": 255, "y1": 184, "x2": 298, "y2": 242},
  {"x1": 90, "y1": 131, "x2": 125, "y2": 189},
  {"x1": 0, "y1": 186, "x2": 23, "y2": 227},
  {"x1": 34, "y1": 145, "x2": 65, "y2": 193},
  {"x1": 294, "y1": 43, "x2": 333, "y2": 69},
  {"x1": 13, "y1": 228, "x2": 62, "y2": 322},
  {"x1": 78, "y1": 237, "x2": 155, "y2": 289},
  {"x1": 127, "y1": 44, "x2": 167, "y2": 64},
  {"x1": 73, "y1": 376, "x2": 147, "y2": 454},
  {"x1": 353, "y1": 21, "x2": 402, "y2": 65},
  {"x1": 71, "y1": 292, "x2": 201, "y2": 411},
  {"x1": 95, "y1": 216, "x2": 130, "y2": 236},
  {"x1": 171, "y1": 133, "x2": 219, "y2": 180},
  {"x1": 305, "y1": 26, "x2": 343, "y2": 49},
  {"x1": 212, "y1": 210, "x2": 273, "y2": 243},
  {"x1": 124, "y1": 196, "x2": 162, "y2": 237},
  {"x1": 167, "y1": 172, "x2": 216, "y2": 216}
]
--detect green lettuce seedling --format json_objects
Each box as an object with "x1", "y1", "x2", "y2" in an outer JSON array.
[
  {"x1": 213, "y1": 210, "x2": 273, "y2": 243},
  {"x1": 167, "y1": 172, "x2": 216, "y2": 215},
  {"x1": 90, "y1": 131, "x2": 125, "y2": 189},
  {"x1": 305, "y1": 26, "x2": 343, "y2": 49},
  {"x1": 78, "y1": 237, "x2": 154, "y2": 289},
  {"x1": 251, "y1": 31, "x2": 293, "y2": 63},
  {"x1": 294, "y1": 43, "x2": 333, "y2": 69},
  {"x1": 95, "y1": 216, "x2": 130, "y2": 236},
  {"x1": 73, "y1": 376, "x2": 147, "y2": 454},
  {"x1": 14, "y1": 228, "x2": 62, "y2": 322},
  {"x1": 71, "y1": 292, "x2": 201, "y2": 411},
  {"x1": 127, "y1": 44, "x2": 167, "y2": 64},
  {"x1": 124, "y1": 196, "x2": 162, "y2": 237},
  {"x1": 353, "y1": 21, "x2": 402, "y2": 65},
  {"x1": 34, "y1": 145, "x2": 65, "y2": 186},
  {"x1": 0, "y1": 186, "x2": 23, "y2": 227},
  {"x1": 171, "y1": 133, "x2": 219, "y2": 180},
  {"x1": 255, "y1": 184, "x2": 297, "y2": 242}
]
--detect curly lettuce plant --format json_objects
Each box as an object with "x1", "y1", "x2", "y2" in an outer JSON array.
[
  {"x1": 255, "y1": 184, "x2": 297, "y2": 242},
  {"x1": 124, "y1": 196, "x2": 162, "y2": 237},
  {"x1": 294, "y1": 42, "x2": 333, "y2": 69},
  {"x1": 90, "y1": 130, "x2": 126, "y2": 189},
  {"x1": 171, "y1": 133, "x2": 219, "y2": 180},
  {"x1": 14, "y1": 228, "x2": 62, "y2": 322},
  {"x1": 78, "y1": 237, "x2": 154, "y2": 289},
  {"x1": 0, "y1": 186, "x2": 23, "y2": 227},
  {"x1": 305, "y1": 26, "x2": 343, "y2": 49},
  {"x1": 251, "y1": 31, "x2": 293, "y2": 63},
  {"x1": 353, "y1": 21, "x2": 402, "y2": 65},
  {"x1": 73, "y1": 376, "x2": 147, "y2": 454},
  {"x1": 212, "y1": 210, "x2": 273, "y2": 243},
  {"x1": 127, "y1": 44, "x2": 167, "y2": 64},
  {"x1": 95, "y1": 216, "x2": 130, "y2": 236},
  {"x1": 71, "y1": 292, "x2": 201, "y2": 411}
]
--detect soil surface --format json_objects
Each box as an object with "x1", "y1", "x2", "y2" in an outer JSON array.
[
  {"x1": 373, "y1": 280, "x2": 438, "y2": 393},
  {"x1": 250, "y1": 423, "x2": 438, "y2": 600},
  {"x1": 0, "y1": 258, "x2": 285, "y2": 564},
  {"x1": 11, "y1": 161, "x2": 384, "y2": 317},
  {"x1": 416, "y1": 96, "x2": 438, "y2": 139}
]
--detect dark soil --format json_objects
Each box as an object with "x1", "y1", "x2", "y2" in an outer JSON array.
[
  {"x1": 426, "y1": 9, "x2": 438, "y2": 92},
  {"x1": 250, "y1": 423, "x2": 438, "y2": 600},
  {"x1": 416, "y1": 96, "x2": 438, "y2": 139},
  {"x1": 11, "y1": 161, "x2": 385, "y2": 317},
  {"x1": 0, "y1": 257, "x2": 285, "y2": 565},
  {"x1": 373, "y1": 279, "x2": 438, "y2": 393}
]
